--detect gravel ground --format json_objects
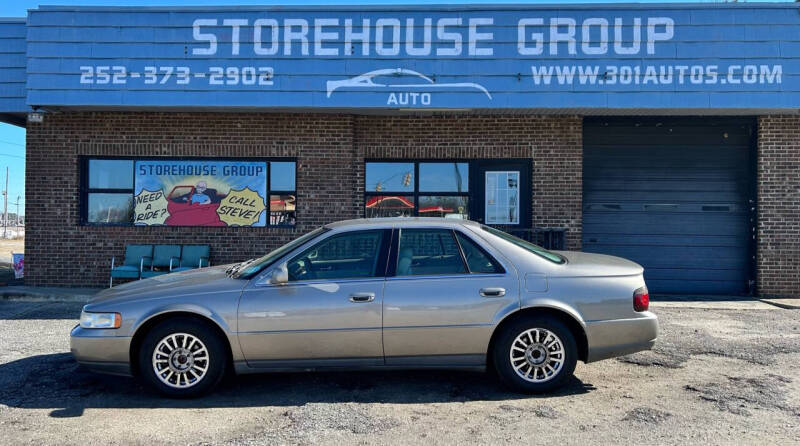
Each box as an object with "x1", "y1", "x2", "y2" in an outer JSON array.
[
  {"x1": 0, "y1": 299, "x2": 798, "y2": 445},
  {"x1": 0, "y1": 237, "x2": 24, "y2": 264}
]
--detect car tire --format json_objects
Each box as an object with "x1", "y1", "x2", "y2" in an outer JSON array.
[
  {"x1": 137, "y1": 317, "x2": 227, "y2": 398},
  {"x1": 492, "y1": 316, "x2": 577, "y2": 394}
]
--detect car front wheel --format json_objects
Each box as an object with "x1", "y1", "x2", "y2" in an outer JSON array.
[
  {"x1": 492, "y1": 316, "x2": 577, "y2": 393},
  {"x1": 137, "y1": 317, "x2": 227, "y2": 398}
]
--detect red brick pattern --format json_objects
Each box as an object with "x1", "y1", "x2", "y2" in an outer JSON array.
[
  {"x1": 757, "y1": 116, "x2": 800, "y2": 298},
  {"x1": 25, "y1": 112, "x2": 582, "y2": 287}
]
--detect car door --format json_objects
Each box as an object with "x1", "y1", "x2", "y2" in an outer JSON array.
[
  {"x1": 382, "y1": 227, "x2": 519, "y2": 366},
  {"x1": 238, "y1": 228, "x2": 391, "y2": 368}
]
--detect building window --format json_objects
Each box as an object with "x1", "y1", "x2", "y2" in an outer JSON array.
[
  {"x1": 269, "y1": 161, "x2": 297, "y2": 226},
  {"x1": 80, "y1": 158, "x2": 296, "y2": 227},
  {"x1": 84, "y1": 159, "x2": 135, "y2": 224},
  {"x1": 365, "y1": 161, "x2": 469, "y2": 219}
]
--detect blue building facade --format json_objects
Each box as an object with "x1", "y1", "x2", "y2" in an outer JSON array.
[
  {"x1": 1, "y1": 4, "x2": 799, "y2": 296},
  {"x1": 2, "y1": 4, "x2": 797, "y2": 112}
]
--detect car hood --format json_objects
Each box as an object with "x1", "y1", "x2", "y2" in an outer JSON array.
[
  {"x1": 90, "y1": 264, "x2": 245, "y2": 305},
  {"x1": 550, "y1": 251, "x2": 644, "y2": 277}
]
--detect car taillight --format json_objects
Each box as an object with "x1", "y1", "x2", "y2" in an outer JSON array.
[{"x1": 633, "y1": 286, "x2": 649, "y2": 312}]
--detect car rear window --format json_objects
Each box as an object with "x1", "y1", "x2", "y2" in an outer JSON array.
[
  {"x1": 454, "y1": 231, "x2": 504, "y2": 274},
  {"x1": 481, "y1": 226, "x2": 565, "y2": 264}
]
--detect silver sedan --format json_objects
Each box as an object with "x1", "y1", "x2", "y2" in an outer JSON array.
[{"x1": 71, "y1": 218, "x2": 657, "y2": 397}]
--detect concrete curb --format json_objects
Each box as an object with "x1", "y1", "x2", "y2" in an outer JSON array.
[
  {"x1": 759, "y1": 298, "x2": 800, "y2": 310},
  {"x1": 650, "y1": 300, "x2": 778, "y2": 310},
  {"x1": 0, "y1": 286, "x2": 101, "y2": 303}
]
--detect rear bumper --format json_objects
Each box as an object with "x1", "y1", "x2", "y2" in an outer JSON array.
[
  {"x1": 584, "y1": 312, "x2": 658, "y2": 363},
  {"x1": 70, "y1": 325, "x2": 133, "y2": 376}
]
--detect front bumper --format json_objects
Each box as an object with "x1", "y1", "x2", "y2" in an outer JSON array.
[
  {"x1": 70, "y1": 325, "x2": 134, "y2": 376},
  {"x1": 584, "y1": 312, "x2": 658, "y2": 363}
]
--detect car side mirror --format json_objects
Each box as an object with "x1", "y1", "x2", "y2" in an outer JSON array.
[{"x1": 269, "y1": 264, "x2": 289, "y2": 285}]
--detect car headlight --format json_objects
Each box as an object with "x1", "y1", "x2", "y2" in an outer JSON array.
[{"x1": 80, "y1": 311, "x2": 122, "y2": 329}]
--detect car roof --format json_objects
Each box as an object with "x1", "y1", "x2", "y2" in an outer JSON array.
[{"x1": 324, "y1": 217, "x2": 482, "y2": 230}]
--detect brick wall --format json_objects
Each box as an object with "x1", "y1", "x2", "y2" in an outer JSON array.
[
  {"x1": 757, "y1": 116, "x2": 800, "y2": 298},
  {"x1": 25, "y1": 112, "x2": 358, "y2": 287},
  {"x1": 25, "y1": 112, "x2": 583, "y2": 287}
]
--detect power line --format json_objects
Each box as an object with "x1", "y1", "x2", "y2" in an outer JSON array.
[
  {"x1": 0, "y1": 136, "x2": 26, "y2": 160},
  {"x1": 0, "y1": 139, "x2": 24, "y2": 147}
]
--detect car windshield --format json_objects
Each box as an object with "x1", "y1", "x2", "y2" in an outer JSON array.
[
  {"x1": 233, "y1": 227, "x2": 328, "y2": 279},
  {"x1": 481, "y1": 226, "x2": 565, "y2": 264},
  {"x1": 168, "y1": 186, "x2": 194, "y2": 200}
]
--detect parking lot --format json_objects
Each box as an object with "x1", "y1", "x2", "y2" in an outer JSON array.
[{"x1": 0, "y1": 299, "x2": 798, "y2": 445}]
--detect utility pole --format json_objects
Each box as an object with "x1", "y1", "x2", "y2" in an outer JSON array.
[
  {"x1": 15, "y1": 196, "x2": 20, "y2": 226},
  {"x1": 2, "y1": 167, "x2": 6, "y2": 238}
]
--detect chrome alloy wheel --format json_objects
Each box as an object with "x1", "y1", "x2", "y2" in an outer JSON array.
[
  {"x1": 152, "y1": 333, "x2": 210, "y2": 389},
  {"x1": 508, "y1": 328, "x2": 565, "y2": 383}
]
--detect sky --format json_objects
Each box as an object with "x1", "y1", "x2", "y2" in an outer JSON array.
[
  {"x1": 0, "y1": 0, "x2": 792, "y2": 217},
  {"x1": 0, "y1": 0, "x2": 785, "y2": 17},
  {"x1": 0, "y1": 125, "x2": 24, "y2": 218}
]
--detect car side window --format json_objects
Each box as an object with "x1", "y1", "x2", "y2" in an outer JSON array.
[
  {"x1": 454, "y1": 231, "x2": 504, "y2": 274},
  {"x1": 287, "y1": 230, "x2": 384, "y2": 282},
  {"x1": 397, "y1": 229, "x2": 467, "y2": 276}
]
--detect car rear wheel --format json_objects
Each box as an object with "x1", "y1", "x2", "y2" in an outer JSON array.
[
  {"x1": 492, "y1": 316, "x2": 577, "y2": 393},
  {"x1": 137, "y1": 317, "x2": 227, "y2": 398}
]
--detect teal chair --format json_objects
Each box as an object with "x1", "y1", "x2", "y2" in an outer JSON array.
[
  {"x1": 171, "y1": 245, "x2": 210, "y2": 272},
  {"x1": 110, "y1": 244, "x2": 153, "y2": 287},
  {"x1": 141, "y1": 245, "x2": 181, "y2": 279}
]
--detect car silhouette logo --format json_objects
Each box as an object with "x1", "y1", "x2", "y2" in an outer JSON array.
[{"x1": 326, "y1": 68, "x2": 492, "y2": 99}]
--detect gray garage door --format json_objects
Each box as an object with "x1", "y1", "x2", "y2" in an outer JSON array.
[{"x1": 583, "y1": 118, "x2": 755, "y2": 295}]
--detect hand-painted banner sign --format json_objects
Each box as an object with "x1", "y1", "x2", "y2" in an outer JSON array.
[
  {"x1": 134, "y1": 160, "x2": 267, "y2": 227},
  {"x1": 21, "y1": 4, "x2": 800, "y2": 110}
]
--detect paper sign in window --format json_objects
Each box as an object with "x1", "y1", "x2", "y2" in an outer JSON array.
[{"x1": 485, "y1": 171, "x2": 520, "y2": 225}]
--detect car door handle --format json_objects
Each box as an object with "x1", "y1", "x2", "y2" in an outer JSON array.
[
  {"x1": 349, "y1": 292, "x2": 375, "y2": 303},
  {"x1": 480, "y1": 287, "x2": 506, "y2": 297}
]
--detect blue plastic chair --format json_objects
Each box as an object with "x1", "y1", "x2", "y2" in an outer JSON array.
[
  {"x1": 171, "y1": 245, "x2": 210, "y2": 272},
  {"x1": 141, "y1": 245, "x2": 181, "y2": 279},
  {"x1": 110, "y1": 245, "x2": 153, "y2": 287}
]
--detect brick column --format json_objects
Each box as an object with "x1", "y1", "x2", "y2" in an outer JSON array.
[
  {"x1": 757, "y1": 116, "x2": 800, "y2": 298},
  {"x1": 531, "y1": 116, "x2": 582, "y2": 250}
]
